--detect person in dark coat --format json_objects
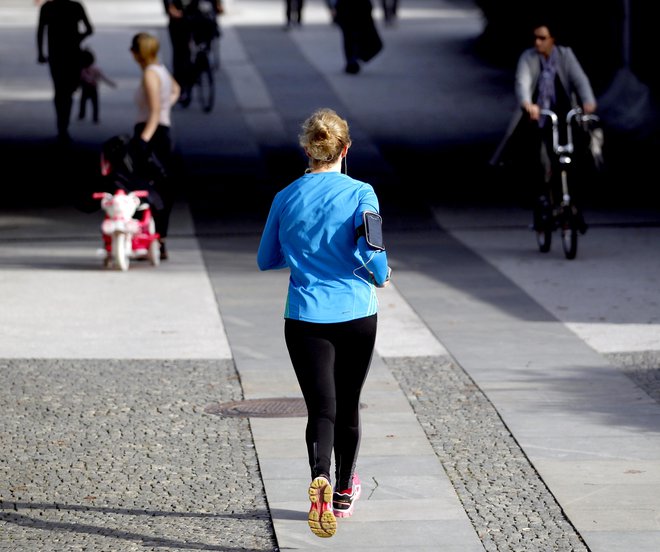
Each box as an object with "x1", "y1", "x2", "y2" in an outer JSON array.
[
  {"x1": 335, "y1": 0, "x2": 383, "y2": 74},
  {"x1": 162, "y1": 0, "x2": 194, "y2": 106},
  {"x1": 37, "y1": 0, "x2": 93, "y2": 142}
]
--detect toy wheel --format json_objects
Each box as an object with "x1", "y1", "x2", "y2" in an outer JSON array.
[
  {"x1": 148, "y1": 239, "x2": 161, "y2": 266},
  {"x1": 112, "y1": 233, "x2": 130, "y2": 271},
  {"x1": 536, "y1": 228, "x2": 552, "y2": 253}
]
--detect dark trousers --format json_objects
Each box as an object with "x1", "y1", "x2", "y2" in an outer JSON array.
[
  {"x1": 286, "y1": 0, "x2": 304, "y2": 23},
  {"x1": 532, "y1": 122, "x2": 587, "y2": 227},
  {"x1": 336, "y1": 0, "x2": 382, "y2": 67},
  {"x1": 49, "y1": 61, "x2": 80, "y2": 137},
  {"x1": 285, "y1": 314, "x2": 376, "y2": 490},
  {"x1": 78, "y1": 82, "x2": 99, "y2": 122},
  {"x1": 381, "y1": 0, "x2": 397, "y2": 22},
  {"x1": 168, "y1": 19, "x2": 193, "y2": 95}
]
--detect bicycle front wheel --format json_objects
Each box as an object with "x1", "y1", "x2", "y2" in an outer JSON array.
[
  {"x1": 536, "y1": 228, "x2": 552, "y2": 253},
  {"x1": 561, "y1": 209, "x2": 578, "y2": 260},
  {"x1": 196, "y1": 52, "x2": 215, "y2": 113}
]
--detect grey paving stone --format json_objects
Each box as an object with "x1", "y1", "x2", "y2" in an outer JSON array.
[
  {"x1": 386, "y1": 355, "x2": 590, "y2": 552},
  {"x1": 0, "y1": 359, "x2": 277, "y2": 552}
]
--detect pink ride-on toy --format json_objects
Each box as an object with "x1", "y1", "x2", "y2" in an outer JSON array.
[
  {"x1": 93, "y1": 133, "x2": 165, "y2": 271},
  {"x1": 92, "y1": 189, "x2": 161, "y2": 271}
]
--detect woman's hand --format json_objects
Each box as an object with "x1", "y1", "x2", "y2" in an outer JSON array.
[
  {"x1": 370, "y1": 266, "x2": 392, "y2": 288},
  {"x1": 522, "y1": 102, "x2": 541, "y2": 121}
]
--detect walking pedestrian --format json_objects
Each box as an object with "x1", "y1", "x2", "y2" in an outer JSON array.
[
  {"x1": 381, "y1": 0, "x2": 398, "y2": 26},
  {"x1": 284, "y1": 0, "x2": 304, "y2": 29},
  {"x1": 37, "y1": 0, "x2": 93, "y2": 142},
  {"x1": 162, "y1": 0, "x2": 192, "y2": 106},
  {"x1": 78, "y1": 48, "x2": 116, "y2": 124},
  {"x1": 129, "y1": 32, "x2": 181, "y2": 260},
  {"x1": 257, "y1": 108, "x2": 391, "y2": 538},
  {"x1": 334, "y1": 0, "x2": 383, "y2": 74}
]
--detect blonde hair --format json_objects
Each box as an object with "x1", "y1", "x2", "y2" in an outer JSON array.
[
  {"x1": 299, "y1": 108, "x2": 352, "y2": 168},
  {"x1": 130, "y1": 32, "x2": 160, "y2": 65}
]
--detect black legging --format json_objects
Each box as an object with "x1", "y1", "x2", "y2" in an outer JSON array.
[{"x1": 285, "y1": 314, "x2": 376, "y2": 490}]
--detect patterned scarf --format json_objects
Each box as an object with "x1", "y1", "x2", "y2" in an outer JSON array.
[{"x1": 537, "y1": 48, "x2": 558, "y2": 127}]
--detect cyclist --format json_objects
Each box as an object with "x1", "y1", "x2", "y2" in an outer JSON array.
[
  {"x1": 491, "y1": 19, "x2": 597, "y2": 234},
  {"x1": 190, "y1": 0, "x2": 223, "y2": 50},
  {"x1": 162, "y1": 0, "x2": 223, "y2": 107}
]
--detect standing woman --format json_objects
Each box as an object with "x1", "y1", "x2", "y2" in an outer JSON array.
[
  {"x1": 257, "y1": 108, "x2": 391, "y2": 538},
  {"x1": 130, "y1": 32, "x2": 180, "y2": 260}
]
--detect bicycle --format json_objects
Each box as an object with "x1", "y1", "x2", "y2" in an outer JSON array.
[
  {"x1": 188, "y1": 0, "x2": 221, "y2": 113},
  {"x1": 534, "y1": 107, "x2": 600, "y2": 260}
]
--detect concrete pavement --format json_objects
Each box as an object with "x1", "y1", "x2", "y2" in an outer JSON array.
[{"x1": 1, "y1": 1, "x2": 660, "y2": 550}]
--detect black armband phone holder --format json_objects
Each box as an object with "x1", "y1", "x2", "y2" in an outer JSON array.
[{"x1": 355, "y1": 211, "x2": 385, "y2": 251}]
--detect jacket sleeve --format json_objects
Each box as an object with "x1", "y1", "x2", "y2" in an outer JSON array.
[
  {"x1": 514, "y1": 49, "x2": 537, "y2": 107},
  {"x1": 563, "y1": 47, "x2": 596, "y2": 106},
  {"x1": 257, "y1": 200, "x2": 287, "y2": 270},
  {"x1": 354, "y1": 190, "x2": 390, "y2": 286},
  {"x1": 357, "y1": 236, "x2": 389, "y2": 286}
]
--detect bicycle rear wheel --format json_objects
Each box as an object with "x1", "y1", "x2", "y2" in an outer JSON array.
[{"x1": 195, "y1": 51, "x2": 214, "y2": 113}]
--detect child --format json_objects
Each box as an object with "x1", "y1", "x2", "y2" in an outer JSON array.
[{"x1": 78, "y1": 48, "x2": 116, "y2": 124}]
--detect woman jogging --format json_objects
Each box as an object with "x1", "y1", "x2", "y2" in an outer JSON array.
[{"x1": 257, "y1": 107, "x2": 391, "y2": 538}]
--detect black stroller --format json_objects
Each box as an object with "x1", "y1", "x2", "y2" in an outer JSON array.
[{"x1": 99, "y1": 134, "x2": 165, "y2": 212}]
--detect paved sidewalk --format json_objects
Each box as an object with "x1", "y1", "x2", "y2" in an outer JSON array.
[{"x1": 1, "y1": 1, "x2": 660, "y2": 551}]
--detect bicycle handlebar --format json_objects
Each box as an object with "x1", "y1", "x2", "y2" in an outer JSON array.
[
  {"x1": 539, "y1": 107, "x2": 600, "y2": 125},
  {"x1": 92, "y1": 190, "x2": 149, "y2": 200},
  {"x1": 539, "y1": 107, "x2": 600, "y2": 156}
]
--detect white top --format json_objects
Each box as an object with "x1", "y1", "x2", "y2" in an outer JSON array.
[{"x1": 134, "y1": 63, "x2": 173, "y2": 127}]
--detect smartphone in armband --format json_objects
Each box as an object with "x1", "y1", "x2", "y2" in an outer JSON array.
[{"x1": 357, "y1": 211, "x2": 385, "y2": 251}]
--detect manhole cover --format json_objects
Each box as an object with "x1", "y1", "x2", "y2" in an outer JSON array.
[{"x1": 205, "y1": 398, "x2": 307, "y2": 418}]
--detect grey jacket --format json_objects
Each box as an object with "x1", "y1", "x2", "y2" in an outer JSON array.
[
  {"x1": 490, "y1": 45, "x2": 596, "y2": 166},
  {"x1": 515, "y1": 45, "x2": 596, "y2": 108}
]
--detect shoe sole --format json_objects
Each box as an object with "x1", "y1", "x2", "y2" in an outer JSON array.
[
  {"x1": 308, "y1": 477, "x2": 336, "y2": 538},
  {"x1": 333, "y1": 483, "x2": 362, "y2": 518}
]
